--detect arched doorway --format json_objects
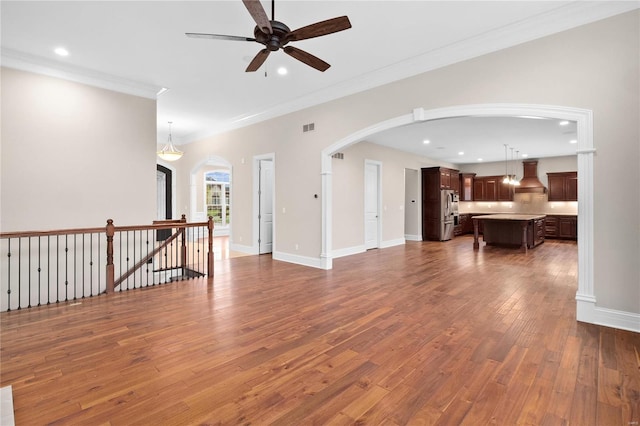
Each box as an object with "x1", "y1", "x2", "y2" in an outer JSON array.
[{"x1": 320, "y1": 103, "x2": 595, "y2": 324}]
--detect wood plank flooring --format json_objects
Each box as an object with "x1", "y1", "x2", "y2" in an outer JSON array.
[{"x1": 1, "y1": 236, "x2": 639, "y2": 425}]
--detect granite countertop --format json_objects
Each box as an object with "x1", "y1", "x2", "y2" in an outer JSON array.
[
  {"x1": 461, "y1": 212, "x2": 577, "y2": 217},
  {"x1": 470, "y1": 214, "x2": 547, "y2": 221}
]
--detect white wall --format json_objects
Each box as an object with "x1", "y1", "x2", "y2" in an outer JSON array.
[
  {"x1": 1, "y1": 68, "x2": 157, "y2": 230},
  {"x1": 177, "y1": 11, "x2": 639, "y2": 317}
]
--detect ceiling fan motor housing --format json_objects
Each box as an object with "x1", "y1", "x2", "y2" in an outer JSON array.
[{"x1": 254, "y1": 21, "x2": 291, "y2": 51}]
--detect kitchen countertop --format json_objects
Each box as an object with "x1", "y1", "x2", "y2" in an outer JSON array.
[
  {"x1": 471, "y1": 214, "x2": 547, "y2": 221},
  {"x1": 461, "y1": 212, "x2": 577, "y2": 217}
]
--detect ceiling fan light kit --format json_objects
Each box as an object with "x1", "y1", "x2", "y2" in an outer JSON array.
[{"x1": 186, "y1": 0, "x2": 351, "y2": 72}]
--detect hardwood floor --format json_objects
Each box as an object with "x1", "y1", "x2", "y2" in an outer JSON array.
[{"x1": 1, "y1": 236, "x2": 639, "y2": 425}]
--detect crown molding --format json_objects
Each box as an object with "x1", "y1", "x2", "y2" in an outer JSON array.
[
  {"x1": 1, "y1": 48, "x2": 163, "y2": 99},
  {"x1": 183, "y1": 1, "x2": 639, "y2": 143}
]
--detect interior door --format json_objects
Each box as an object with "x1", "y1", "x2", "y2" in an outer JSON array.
[
  {"x1": 365, "y1": 162, "x2": 380, "y2": 250},
  {"x1": 259, "y1": 159, "x2": 273, "y2": 254}
]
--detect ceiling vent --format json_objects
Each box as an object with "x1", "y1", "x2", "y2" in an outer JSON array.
[{"x1": 515, "y1": 160, "x2": 547, "y2": 193}]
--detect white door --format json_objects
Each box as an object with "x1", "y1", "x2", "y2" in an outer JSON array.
[
  {"x1": 259, "y1": 160, "x2": 273, "y2": 254},
  {"x1": 364, "y1": 162, "x2": 380, "y2": 250},
  {"x1": 156, "y1": 170, "x2": 167, "y2": 220}
]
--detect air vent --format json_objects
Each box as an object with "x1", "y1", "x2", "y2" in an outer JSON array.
[
  {"x1": 303, "y1": 123, "x2": 315, "y2": 132},
  {"x1": 332, "y1": 153, "x2": 344, "y2": 159}
]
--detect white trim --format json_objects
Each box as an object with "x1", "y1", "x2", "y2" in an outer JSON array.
[
  {"x1": 2, "y1": 48, "x2": 161, "y2": 99},
  {"x1": 404, "y1": 234, "x2": 422, "y2": 242},
  {"x1": 322, "y1": 103, "x2": 603, "y2": 328},
  {"x1": 332, "y1": 245, "x2": 366, "y2": 259},
  {"x1": 253, "y1": 154, "x2": 276, "y2": 255},
  {"x1": 272, "y1": 251, "x2": 325, "y2": 270},
  {"x1": 380, "y1": 238, "x2": 406, "y2": 249},
  {"x1": 577, "y1": 297, "x2": 640, "y2": 333},
  {"x1": 229, "y1": 243, "x2": 258, "y2": 256}
]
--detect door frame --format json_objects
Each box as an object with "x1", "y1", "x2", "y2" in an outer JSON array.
[
  {"x1": 364, "y1": 159, "x2": 382, "y2": 250},
  {"x1": 253, "y1": 153, "x2": 276, "y2": 255},
  {"x1": 156, "y1": 162, "x2": 176, "y2": 220}
]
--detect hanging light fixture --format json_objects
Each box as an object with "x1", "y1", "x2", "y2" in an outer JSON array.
[
  {"x1": 157, "y1": 121, "x2": 183, "y2": 162},
  {"x1": 513, "y1": 150, "x2": 521, "y2": 186},
  {"x1": 502, "y1": 144, "x2": 510, "y2": 184}
]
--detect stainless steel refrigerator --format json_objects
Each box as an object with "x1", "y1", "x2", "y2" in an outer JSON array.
[{"x1": 440, "y1": 190, "x2": 459, "y2": 241}]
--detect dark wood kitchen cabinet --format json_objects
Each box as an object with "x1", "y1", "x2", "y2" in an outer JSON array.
[
  {"x1": 547, "y1": 172, "x2": 578, "y2": 201},
  {"x1": 438, "y1": 168, "x2": 460, "y2": 193},
  {"x1": 545, "y1": 215, "x2": 577, "y2": 240},
  {"x1": 473, "y1": 176, "x2": 507, "y2": 201},
  {"x1": 459, "y1": 173, "x2": 475, "y2": 201}
]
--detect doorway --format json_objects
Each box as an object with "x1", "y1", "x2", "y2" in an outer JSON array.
[
  {"x1": 156, "y1": 164, "x2": 173, "y2": 240},
  {"x1": 364, "y1": 160, "x2": 381, "y2": 250},
  {"x1": 254, "y1": 155, "x2": 275, "y2": 255}
]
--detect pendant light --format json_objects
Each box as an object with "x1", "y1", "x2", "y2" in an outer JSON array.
[
  {"x1": 157, "y1": 121, "x2": 183, "y2": 162},
  {"x1": 513, "y1": 150, "x2": 521, "y2": 186},
  {"x1": 502, "y1": 144, "x2": 510, "y2": 184}
]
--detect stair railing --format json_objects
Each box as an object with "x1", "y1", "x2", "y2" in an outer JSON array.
[{"x1": 0, "y1": 216, "x2": 214, "y2": 311}]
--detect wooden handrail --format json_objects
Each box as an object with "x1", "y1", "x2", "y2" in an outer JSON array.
[
  {"x1": 0, "y1": 226, "x2": 106, "y2": 239},
  {"x1": 1, "y1": 215, "x2": 214, "y2": 298}
]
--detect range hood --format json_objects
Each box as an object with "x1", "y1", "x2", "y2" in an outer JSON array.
[{"x1": 515, "y1": 160, "x2": 547, "y2": 193}]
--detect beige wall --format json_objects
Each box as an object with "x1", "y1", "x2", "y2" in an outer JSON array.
[
  {"x1": 332, "y1": 142, "x2": 454, "y2": 251},
  {"x1": 178, "y1": 11, "x2": 639, "y2": 315},
  {"x1": 1, "y1": 68, "x2": 157, "y2": 230}
]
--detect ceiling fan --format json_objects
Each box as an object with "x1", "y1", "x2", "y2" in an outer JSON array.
[{"x1": 186, "y1": 0, "x2": 352, "y2": 72}]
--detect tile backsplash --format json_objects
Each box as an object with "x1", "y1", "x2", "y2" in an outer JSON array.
[{"x1": 460, "y1": 193, "x2": 578, "y2": 215}]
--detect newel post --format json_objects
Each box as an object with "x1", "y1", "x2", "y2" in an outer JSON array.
[
  {"x1": 180, "y1": 214, "x2": 187, "y2": 277},
  {"x1": 106, "y1": 219, "x2": 115, "y2": 293},
  {"x1": 207, "y1": 216, "x2": 214, "y2": 277}
]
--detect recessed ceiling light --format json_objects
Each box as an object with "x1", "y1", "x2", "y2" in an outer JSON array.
[
  {"x1": 458, "y1": 151, "x2": 464, "y2": 156},
  {"x1": 423, "y1": 139, "x2": 430, "y2": 144},
  {"x1": 477, "y1": 158, "x2": 483, "y2": 162},
  {"x1": 54, "y1": 47, "x2": 69, "y2": 57},
  {"x1": 277, "y1": 67, "x2": 288, "y2": 76},
  {"x1": 569, "y1": 139, "x2": 577, "y2": 144},
  {"x1": 522, "y1": 153, "x2": 529, "y2": 157},
  {"x1": 559, "y1": 120, "x2": 569, "y2": 126}
]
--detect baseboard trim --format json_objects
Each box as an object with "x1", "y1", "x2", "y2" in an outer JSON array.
[
  {"x1": 404, "y1": 234, "x2": 422, "y2": 242},
  {"x1": 229, "y1": 243, "x2": 258, "y2": 255},
  {"x1": 272, "y1": 251, "x2": 326, "y2": 269},
  {"x1": 332, "y1": 245, "x2": 366, "y2": 259},
  {"x1": 577, "y1": 296, "x2": 640, "y2": 333},
  {"x1": 380, "y1": 238, "x2": 406, "y2": 249}
]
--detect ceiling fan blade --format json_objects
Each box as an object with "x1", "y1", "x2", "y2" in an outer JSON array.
[
  {"x1": 283, "y1": 46, "x2": 330, "y2": 72},
  {"x1": 286, "y1": 16, "x2": 351, "y2": 42},
  {"x1": 242, "y1": 0, "x2": 273, "y2": 34},
  {"x1": 246, "y1": 49, "x2": 270, "y2": 72},
  {"x1": 186, "y1": 33, "x2": 256, "y2": 42}
]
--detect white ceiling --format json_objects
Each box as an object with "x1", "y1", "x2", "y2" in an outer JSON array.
[{"x1": 2, "y1": 1, "x2": 637, "y2": 162}]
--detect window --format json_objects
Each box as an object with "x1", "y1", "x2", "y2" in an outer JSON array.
[{"x1": 205, "y1": 171, "x2": 230, "y2": 227}]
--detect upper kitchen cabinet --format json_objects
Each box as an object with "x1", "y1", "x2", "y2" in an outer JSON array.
[
  {"x1": 437, "y1": 167, "x2": 460, "y2": 193},
  {"x1": 547, "y1": 172, "x2": 578, "y2": 201},
  {"x1": 459, "y1": 173, "x2": 475, "y2": 201},
  {"x1": 473, "y1": 176, "x2": 508, "y2": 201}
]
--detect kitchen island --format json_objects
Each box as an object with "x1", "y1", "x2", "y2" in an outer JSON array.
[{"x1": 472, "y1": 214, "x2": 546, "y2": 252}]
